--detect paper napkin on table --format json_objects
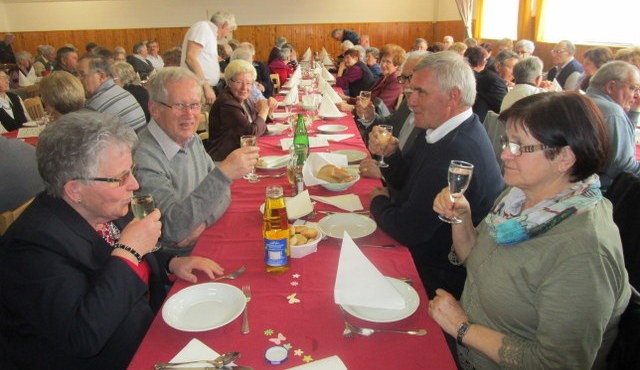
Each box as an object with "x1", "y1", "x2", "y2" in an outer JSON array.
[
  {"x1": 322, "y1": 53, "x2": 333, "y2": 66},
  {"x1": 316, "y1": 134, "x2": 354, "y2": 142},
  {"x1": 302, "y1": 47, "x2": 312, "y2": 62},
  {"x1": 317, "y1": 76, "x2": 329, "y2": 92},
  {"x1": 285, "y1": 190, "x2": 313, "y2": 219},
  {"x1": 302, "y1": 152, "x2": 349, "y2": 186},
  {"x1": 260, "y1": 154, "x2": 289, "y2": 168},
  {"x1": 301, "y1": 94, "x2": 321, "y2": 107},
  {"x1": 17, "y1": 126, "x2": 44, "y2": 138},
  {"x1": 279, "y1": 137, "x2": 329, "y2": 151},
  {"x1": 318, "y1": 94, "x2": 343, "y2": 118},
  {"x1": 321, "y1": 82, "x2": 342, "y2": 104},
  {"x1": 286, "y1": 355, "x2": 347, "y2": 370},
  {"x1": 169, "y1": 338, "x2": 237, "y2": 367},
  {"x1": 310, "y1": 194, "x2": 363, "y2": 212},
  {"x1": 266, "y1": 123, "x2": 289, "y2": 135},
  {"x1": 334, "y1": 233, "x2": 406, "y2": 310},
  {"x1": 282, "y1": 87, "x2": 299, "y2": 105},
  {"x1": 321, "y1": 65, "x2": 335, "y2": 82}
]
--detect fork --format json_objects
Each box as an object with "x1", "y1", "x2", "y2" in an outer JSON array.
[
  {"x1": 257, "y1": 172, "x2": 286, "y2": 179},
  {"x1": 213, "y1": 265, "x2": 246, "y2": 281},
  {"x1": 241, "y1": 285, "x2": 251, "y2": 334},
  {"x1": 339, "y1": 306, "x2": 426, "y2": 337}
]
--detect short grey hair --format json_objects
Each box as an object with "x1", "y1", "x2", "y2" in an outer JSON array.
[
  {"x1": 558, "y1": 40, "x2": 576, "y2": 54},
  {"x1": 147, "y1": 67, "x2": 201, "y2": 103},
  {"x1": 401, "y1": 50, "x2": 430, "y2": 71},
  {"x1": 353, "y1": 45, "x2": 366, "y2": 61},
  {"x1": 413, "y1": 51, "x2": 476, "y2": 107},
  {"x1": 513, "y1": 56, "x2": 543, "y2": 84},
  {"x1": 239, "y1": 42, "x2": 255, "y2": 55},
  {"x1": 340, "y1": 40, "x2": 354, "y2": 51},
  {"x1": 515, "y1": 39, "x2": 535, "y2": 54},
  {"x1": 15, "y1": 51, "x2": 31, "y2": 63},
  {"x1": 365, "y1": 47, "x2": 380, "y2": 60},
  {"x1": 132, "y1": 42, "x2": 146, "y2": 54},
  {"x1": 230, "y1": 48, "x2": 253, "y2": 62},
  {"x1": 275, "y1": 37, "x2": 287, "y2": 48},
  {"x1": 78, "y1": 55, "x2": 112, "y2": 77},
  {"x1": 224, "y1": 59, "x2": 257, "y2": 81},
  {"x1": 109, "y1": 61, "x2": 140, "y2": 85},
  {"x1": 590, "y1": 61, "x2": 640, "y2": 89},
  {"x1": 38, "y1": 44, "x2": 55, "y2": 56},
  {"x1": 495, "y1": 50, "x2": 519, "y2": 66},
  {"x1": 36, "y1": 111, "x2": 137, "y2": 198},
  {"x1": 276, "y1": 47, "x2": 291, "y2": 61},
  {"x1": 210, "y1": 11, "x2": 237, "y2": 30},
  {"x1": 414, "y1": 38, "x2": 428, "y2": 47}
]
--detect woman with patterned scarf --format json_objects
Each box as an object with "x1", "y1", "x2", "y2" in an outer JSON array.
[{"x1": 430, "y1": 92, "x2": 631, "y2": 370}]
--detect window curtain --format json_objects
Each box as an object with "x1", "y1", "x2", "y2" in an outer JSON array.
[{"x1": 455, "y1": 0, "x2": 475, "y2": 39}]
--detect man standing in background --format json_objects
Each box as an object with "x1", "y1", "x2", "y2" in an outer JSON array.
[
  {"x1": 181, "y1": 11, "x2": 237, "y2": 105},
  {"x1": 0, "y1": 33, "x2": 16, "y2": 64}
]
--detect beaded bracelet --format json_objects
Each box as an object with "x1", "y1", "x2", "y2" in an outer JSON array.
[{"x1": 113, "y1": 242, "x2": 143, "y2": 263}]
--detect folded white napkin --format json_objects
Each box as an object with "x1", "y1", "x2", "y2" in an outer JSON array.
[
  {"x1": 17, "y1": 126, "x2": 44, "y2": 138},
  {"x1": 318, "y1": 94, "x2": 343, "y2": 117},
  {"x1": 266, "y1": 123, "x2": 289, "y2": 135},
  {"x1": 282, "y1": 87, "x2": 299, "y2": 105},
  {"x1": 551, "y1": 78, "x2": 563, "y2": 92},
  {"x1": 302, "y1": 152, "x2": 349, "y2": 186},
  {"x1": 279, "y1": 137, "x2": 329, "y2": 151},
  {"x1": 285, "y1": 190, "x2": 314, "y2": 219},
  {"x1": 322, "y1": 53, "x2": 333, "y2": 66},
  {"x1": 310, "y1": 194, "x2": 363, "y2": 212},
  {"x1": 286, "y1": 355, "x2": 347, "y2": 370},
  {"x1": 302, "y1": 47, "x2": 312, "y2": 62},
  {"x1": 321, "y1": 65, "x2": 335, "y2": 82},
  {"x1": 260, "y1": 154, "x2": 289, "y2": 167},
  {"x1": 317, "y1": 76, "x2": 329, "y2": 92},
  {"x1": 301, "y1": 94, "x2": 321, "y2": 107},
  {"x1": 271, "y1": 112, "x2": 291, "y2": 120},
  {"x1": 321, "y1": 83, "x2": 342, "y2": 104},
  {"x1": 316, "y1": 134, "x2": 354, "y2": 142},
  {"x1": 334, "y1": 233, "x2": 406, "y2": 310},
  {"x1": 170, "y1": 338, "x2": 237, "y2": 367}
]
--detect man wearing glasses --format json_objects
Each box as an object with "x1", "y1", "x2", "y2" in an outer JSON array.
[
  {"x1": 134, "y1": 67, "x2": 258, "y2": 255},
  {"x1": 547, "y1": 39, "x2": 584, "y2": 91},
  {"x1": 586, "y1": 60, "x2": 640, "y2": 190}
]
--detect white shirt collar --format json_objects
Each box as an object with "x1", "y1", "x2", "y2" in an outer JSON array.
[
  {"x1": 147, "y1": 119, "x2": 195, "y2": 160},
  {"x1": 424, "y1": 108, "x2": 473, "y2": 144}
]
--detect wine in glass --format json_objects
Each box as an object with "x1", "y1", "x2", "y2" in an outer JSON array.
[
  {"x1": 131, "y1": 194, "x2": 161, "y2": 252},
  {"x1": 438, "y1": 160, "x2": 474, "y2": 224},
  {"x1": 357, "y1": 91, "x2": 372, "y2": 121},
  {"x1": 376, "y1": 124, "x2": 393, "y2": 168},
  {"x1": 240, "y1": 135, "x2": 259, "y2": 183}
]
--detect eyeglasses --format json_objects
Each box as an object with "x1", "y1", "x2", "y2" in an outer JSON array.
[
  {"x1": 73, "y1": 164, "x2": 136, "y2": 187},
  {"x1": 229, "y1": 78, "x2": 255, "y2": 87},
  {"x1": 380, "y1": 59, "x2": 394, "y2": 65},
  {"x1": 618, "y1": 81, "x2": 640, "y2": 95},
  {"x1": 158, "y1": 101, "x2": 202, "y2": 112},
  {"x1": 397, "y1": 74, "x2": 412, "y2": 84},
  {"x1": 500, "y1": 136, "x2": 552, "y2": 156},
  {"x1": 551, "y1": 49, "x2": 568, "y2": 54}
]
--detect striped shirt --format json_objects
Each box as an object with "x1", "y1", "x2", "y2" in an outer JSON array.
[{"x1": 86, "y1": 79, "x2": 147, "y2": 132}]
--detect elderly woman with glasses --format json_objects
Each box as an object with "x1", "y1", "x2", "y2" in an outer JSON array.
[
  {"x1": 0, "y1": 111, "x2": 224, "y2": 369},
  {"x1": 338, "y1": 44, "x2": 406, "y2": 114},
  {"x1": 431, "y1": 92, "x2": 630, "y2": 370},
  {"x1": 207, "y1": 59, "x2": 269, "y2": 161}
]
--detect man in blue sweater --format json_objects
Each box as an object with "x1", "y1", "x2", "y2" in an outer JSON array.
[{"x1": 369, "y1": 52, "x2": 504, "y2": 299}]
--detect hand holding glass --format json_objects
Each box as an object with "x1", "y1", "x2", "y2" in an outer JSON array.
[
  {"x1": 438, "y1": 160, "x2": 474, "y2": 224},
  {"x1": 131, "y1": 194, "x2": 161, "y2": 252},
  {"x1": 376, "y1": 125, "x2": 394, "y2": 168},
  {"x1": 240, "y1": 135, "x2": 259, "y2": 183},
  {"x1": 357, "y1": 91, "x2": 372, "y2": 121}
]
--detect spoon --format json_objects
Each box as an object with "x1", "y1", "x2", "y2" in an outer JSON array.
[
  {"x1": 213, "y1": 266, "x2": 246, "y2": 281},
  {"x1": 154, "y1": 351, "x2": 240, "y2": 369}
]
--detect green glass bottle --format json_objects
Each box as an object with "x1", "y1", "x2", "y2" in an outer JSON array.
[{"x1": 293, "y1": 114, "x2": 309, "y2": 162}]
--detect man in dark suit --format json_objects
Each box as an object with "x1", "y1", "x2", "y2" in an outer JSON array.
[
  {"x1": 547, "y1": 39, "x2": 584, "y2": 91},
  {"x1": 473, "y1": 49, "x2": 519, "y2": 122},
  {"x1": 126, "y1": 42, "x2": 155, "y2": 81},
  {"x1": 368, "y1": 52, "x2": 504, "y2": 299}
]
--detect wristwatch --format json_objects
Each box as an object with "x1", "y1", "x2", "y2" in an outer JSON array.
[{"x1": 457, "y1": 321, "x2": 472, "y2": 346}]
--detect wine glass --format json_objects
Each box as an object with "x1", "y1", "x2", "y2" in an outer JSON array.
[
  {"x1": 240, "y1": 135, "x2": 259, "y2": 183},
  {"x1": 376, "y1": 124, "x2": 394, "y2": 168},
  {"x1": 131, "y1": 194, "x2": 161, "y2": 252},
  {"x1": 438, "y1": 160, "x2": 474, "y2": 224},
  {"x1": 357, "y1": 91, "x2": 372, "y2": 121}
]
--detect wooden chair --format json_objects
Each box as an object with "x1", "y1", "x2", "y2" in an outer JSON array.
[
  {"x1": 0, "y1": 197, "x2": 34, "y2": 236},
  {"x1": 23, "y1": 96, "x2": 45, "y2": 121},
  {"x1": 24, "y1": 84, "x2": 40, "y2": 98},
  {"x1": 270, "y1": 73, "x2": 281, "y2": 93}
]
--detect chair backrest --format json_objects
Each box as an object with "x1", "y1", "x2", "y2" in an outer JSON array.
[
  {"x1": 606, "y1": 286, "x2": 640, "y2": 370},
  {"x1": 604, "y1": 172, "x2": 640, "y2": 290},
  {"x1": 24, "y1": 84, "x2": 40, "y2": 98},
  {"x1": 0, "y1": 197, "x2": 34, "y2": 236},
  {"x1": 23, "y1": 96, "x2": 45, "y2": 120},
  {"x1": 270, "y1": 73, "x2": 281, "y2": 93},
  {"x1": 482, "y1": 110, "x2": 505, "y2": 172}
]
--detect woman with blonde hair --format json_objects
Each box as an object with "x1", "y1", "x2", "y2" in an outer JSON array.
[{"x1": 39, "y1": 71, "x2": 85, "y2": 122}]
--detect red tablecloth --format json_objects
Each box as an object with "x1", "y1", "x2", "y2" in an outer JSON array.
[
  {"x1": 127, "y1": 111, "x2": 456, "y2": 370},
  {"x1": 1, "y1": 128, "x2": 38, "y2": 146}
]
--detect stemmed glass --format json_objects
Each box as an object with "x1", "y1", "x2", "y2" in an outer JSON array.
[
  {"x1": 376, "y1": 124, "x2": 393, "y2": 168},
  {"x1": 357, "y1": 91, "x2": 372, "y2": 121},
  {"x1": 131, "y1": 194, "x2": 161, "y2": 252},
  {"x1": 240, "y1": 135, "x2": 259, "y2": 183},
  {"x1": 438, "y1": 160, "x2": 474, "y2": 224}
]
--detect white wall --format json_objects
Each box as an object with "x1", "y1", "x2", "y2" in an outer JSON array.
[{"x1": 0, "y1": 0, "x2": 462, "y2": 32}]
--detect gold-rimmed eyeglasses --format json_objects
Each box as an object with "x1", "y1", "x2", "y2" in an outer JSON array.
[{"x1": 158, "y1": 101, "x2": 202, "y2": 112}]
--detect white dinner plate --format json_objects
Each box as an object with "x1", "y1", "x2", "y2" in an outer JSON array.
[
  {"x1": 256, "y1": 155, "x2": 288, "y2": 170},
  {"x1": 318, "y1": 213, "x2": 376, "y2": 239},
  {"x1": 341, "y1": 277, "x2": 420, "y2": 323},
  {"x1": 331, "y1": 149, "x2": 368, "y2": 163},
  {"x1": 320, "y1": 112, "x2": 347, "y2": 120},
  {"x1": 260, "y1": 197, "x2": 314, "y2": 220},
  {"x1": 162, "y1": 283, "x2": 246, "y2": 332},
  {"x1": 317, "y1": 124, "x2": 348, "y2": 134},
  {"x1": 23, "y1": 121, "x2": 38, "y2": 127}
]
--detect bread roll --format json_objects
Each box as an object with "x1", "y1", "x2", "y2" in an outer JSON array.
[
  {"x1": 290, "y1": 234, "x2": 308, "y2": 246},
  {"x1": 301, "y1": 228, "x2": 318, "y2": 239},
  {"x1": 316, "y1": 164, "x2": 354, "y2": 183}
]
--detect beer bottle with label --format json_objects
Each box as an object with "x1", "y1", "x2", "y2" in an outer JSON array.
[{"x1": 263, "y1": 185, "x2": 290, "y2": 273}]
